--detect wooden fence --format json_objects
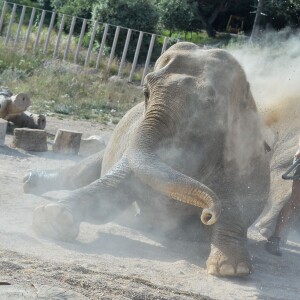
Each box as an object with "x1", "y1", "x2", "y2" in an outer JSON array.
[{"x1": 0, "y1": 1, "x2": 172, "y2": 85}]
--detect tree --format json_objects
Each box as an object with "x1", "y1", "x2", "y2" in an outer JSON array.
[
  {"x1": 250, "y1": 0, "x2": 265, "y2": 41},
  {"x1": 51, "y1": 0, "x2": 94, "y2": 20},
  {"x1": 157, "y1": 0, "x2": 195, "y2": 36},
  {"x1": 188, "y1": 0, "x2": 234, "y2": 37},
  {"x1": 92, "y1": 0, "x2": 159, "y2": 61},
  {"x1": 265, "y1": 0, "x2": 300, "y2": 29}
]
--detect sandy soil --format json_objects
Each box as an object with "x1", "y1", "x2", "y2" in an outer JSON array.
[{"x1": 0, "y1": 116, "x2": 300, "y2": 300}]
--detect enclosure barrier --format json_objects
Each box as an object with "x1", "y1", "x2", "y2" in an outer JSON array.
[{"x1": 0, "y1": 1, "x2": 171, "y2": 85}]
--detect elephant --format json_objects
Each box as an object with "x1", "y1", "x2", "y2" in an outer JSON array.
[
  {"x1": 255, "y1": 97, "x2": 300, "y2": 244},
  {"x1": 23, "y1": 42, "x2": 270, "y2": 277}
]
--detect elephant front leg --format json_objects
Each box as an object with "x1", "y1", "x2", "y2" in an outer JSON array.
[
  {"x1": 33, "y1": 157, "x2": 133, "y2": 241},
  {"x1": 206, "y1": 213, "x2": 251, "y2": 277},
  {"x1": 23, "y1": 150, "x2": 104, "y2": 195}
]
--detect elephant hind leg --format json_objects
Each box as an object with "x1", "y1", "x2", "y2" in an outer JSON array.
[{"x1": 23, "y1": 150, "x2": 104, "y2": 195}]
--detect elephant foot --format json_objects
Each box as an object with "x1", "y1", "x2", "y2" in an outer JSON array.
[
  {"x1": 206, "y1": 244, "x2": 252, "y2": 277},
  {"x1": 23, "y1": 170, "x2": 60, "y2": 195},
  {"x1": 33, "y1": 203, "x2": 79, "y2": 242}
]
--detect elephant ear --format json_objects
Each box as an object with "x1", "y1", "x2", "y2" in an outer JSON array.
[{"x1": 224, "y1": 79, "x2": 266, "y2": 175}]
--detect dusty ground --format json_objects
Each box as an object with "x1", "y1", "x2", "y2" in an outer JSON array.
[{"x1": 0, "y1": 115, "x2": 300, "y2": 300}]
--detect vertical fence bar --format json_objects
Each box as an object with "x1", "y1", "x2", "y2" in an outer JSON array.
[
  {"x1": 141, "y1": 34, "x2": 156, "y2": 86},
  {"x1": 23, "y1": 7, "x2": 36, "y2": 50},
  {"x1": 5, "y1": 3, "x2": 16, "y2": 45},
  {"x1": 107, "y1": 26, "x2": 120, "y2": 70},
  {"x1": 161, "y1": 37, "x2": 169, "y2": 55},
  {"x1": 53, "y1": 14, "x2": 65, "y2": 57},
  {"x1": 74, "y1": 18, "x2": 87, "y2": 64},
  {"x1": 43, "y1": 11, "x2": 56, "y2": 55},
  {"x1": 0, "y1": 1, "x2": 7, "y2": 35},
  {"x1": 96, "y1": 23, "x2": 109, "y2": 69},
  {"x1": 128, "y1": 31, "x2": 143, "y2": 82},
  {"x1": 33, "y1": 9, "x2": 46, "y2": 52},
  {"x1": 85, "y1": 21, "x2": 97, "y2": 67},
  {"x1": 14, "y1": 5, "x2": 26, "y2": 46},
  {"x1": 118, "y1": 29, "x2": 131, "y2": 77},
  {"x1": 63, "y1": 16, "x2": 76, "y2": 60}
]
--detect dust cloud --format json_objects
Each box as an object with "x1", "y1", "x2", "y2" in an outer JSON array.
[{"x1": 228, "y1": 28, "x2": 300, "y2": 127}]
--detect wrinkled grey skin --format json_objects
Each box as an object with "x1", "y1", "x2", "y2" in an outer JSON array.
[{"x1": 23, "y1": 42, "x2": 270, "y2": 277}]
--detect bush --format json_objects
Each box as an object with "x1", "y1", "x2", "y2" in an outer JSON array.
[
  {"x1": 157, "y1": 0, "x2": 195, "y2": 35},
  {"x1": 92, "y1": 0, "x2": 159, "y2": 62}
]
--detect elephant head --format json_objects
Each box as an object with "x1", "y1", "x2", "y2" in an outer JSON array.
[{"x1": 126, "y1": 43, "x2": 223, "y2": 226}]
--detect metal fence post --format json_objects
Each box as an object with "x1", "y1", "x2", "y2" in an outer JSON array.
[
  {"x1": 33, "y1": 9, "x2": 46, "y2": 52},
  {"x1": 85, "y1": 21, "x2": 97, "y2": 67},
  {"x1": 14, "y1": 5, "x2": 26, "y2": 46},
  {"x1": 43, "y1": 11, "x2": 56, "y2": 55},
  {"x1": 53, "y1": 14, "x2": 65, "y2": 57},
  {"x1": 96, "y1": 23, "x2": 109, "y2": 69},
  {"x1": 118, "y1": 28, "x2": 131, "y2": 77},
  {"x1": 0, "y1": 1, "x2": 7, "y2": 35},
  {"x1": 141, "y1": 34, "x2": 156, "y2": 86},
  {"x1": 5, "y1": 3, "x2": 16, "y2": 45},
  {"x1": 63, "y1": 16, "x2": 76, "y2": 60},
  {"x1": 74, "y1": 18, "x2": 87, "y2": 64},
  {"x1": 161, "y1": 37, "x2": 169, "y2": 55},
  {"x1": 107, "y1": 26, "x2": 120, "y2": 71},
  {"x1": 128, "y1": 31, "x2": 143, "y2": 82},
  {"x1": 23, "y1": 7, "x2": 36, "y2": 50}
]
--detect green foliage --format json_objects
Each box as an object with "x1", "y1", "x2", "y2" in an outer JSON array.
[
  {"x1": 4, "y1": 0, "x2": 43, "y2": 8},
  {"x1": 9, "y1": 62, "x2": 142, "y2": 123},
  {"x1": 157, "y1": 0, "x2": 196, "y2": 34},
  {"x1": 265, "y1": 0, "x2": 300, "y2": 29},
  {"x1": 0, "y1": 44, "x2": 43, "y2": 85},
  {"x1": 51, "y1": 0, "x2": 94, "y2": 20},
  {"x1": 92, "y1": 0, "x2": 159, "y2": 61},
  {"x1": 0, "y1": 44, "x2": 142, "y2": 123},
  {"x1": 92, "y1": 0, "x2": 158, "y2": 32}
]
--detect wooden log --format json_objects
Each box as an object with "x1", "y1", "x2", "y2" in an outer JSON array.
[
  {"x1": 12, "y1": 128, "x2": 47, "y2": 152},
  {"x1": 53, "y1": 129, "x2": 82, "y2": 155},
  {"x1": 0, "y1": 93, "x2": 31, "y2": 119},
  {"x1": 0, "y1": 97, "x2": 9, "y2": 118},
  {"x1": 0, "y1": 119, "x2": 7, "y2": 146},
  {"x1": 6, "y1": 111, "x2": 46, "y2": 129}
]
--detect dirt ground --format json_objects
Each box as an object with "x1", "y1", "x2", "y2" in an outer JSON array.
[{"x1": 0, "y1": 116, "x2": 300, "y2": 300}]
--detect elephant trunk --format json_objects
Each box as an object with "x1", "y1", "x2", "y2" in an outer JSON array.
[{"x1": 127, "y1": 105, "x2": 221, "y2": 225}]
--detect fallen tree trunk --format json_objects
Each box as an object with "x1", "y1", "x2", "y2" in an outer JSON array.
[
  {"x1": 0, "y1": 93, "x2": 31, "y2": 119},
  {"x1": 6, "y1": 111, "x2": 46, "y2": 129}
]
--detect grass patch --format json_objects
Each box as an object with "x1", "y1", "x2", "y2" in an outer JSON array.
[
  {"x1": 158, "y1": 30, "x2": 232, "y2": 45},
  {"x1": 2, "y1": 56, "x2": 142, "y2": 124}
]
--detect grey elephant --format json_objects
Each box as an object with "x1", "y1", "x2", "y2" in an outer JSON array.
[
  {"x1": 255, "y1": 97, "x2": 300, "y2": 243},
  {"x1": 23, "y1": 42, "x2": 270, "y2": 277}
]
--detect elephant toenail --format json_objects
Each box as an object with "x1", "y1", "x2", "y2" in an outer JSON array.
[
  {"x1": 236, "y1": 263, "x2": 251, "y2": 275},
  {"x1": 207, "y1": 265, "x2": 218, "y2": 276},
  {"x1": 219, "y1": 264, "x2": 235, "y2": 276}
]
